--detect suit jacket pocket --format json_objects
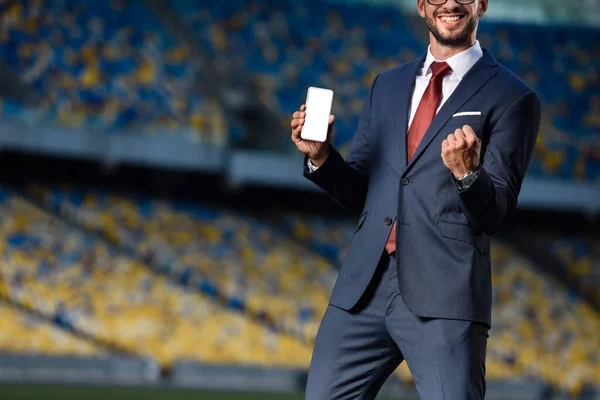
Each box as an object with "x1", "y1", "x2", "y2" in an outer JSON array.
[
  {"x1": 438, "y1": 220, "x2": 483, "y2": 254},
  {"x1": 446, "y1": 114, "x2": 483, "y2": 127},
  {"x1": 355, "y1": 211, "x2": 368, "y2": 233}
]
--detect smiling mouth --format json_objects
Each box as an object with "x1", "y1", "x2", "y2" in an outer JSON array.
[{"x1": 438, "y1": 14, "x2": 466, "y2": 25}]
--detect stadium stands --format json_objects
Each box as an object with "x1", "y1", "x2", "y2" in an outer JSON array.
[
  {"x1": 171, "y1": 0, "x2": 423, "y2": 150},
  {"x1": 0, "y1": 1, "x2": 597, "y2": 396},
  {"x1": 541, "y1": 235, "x2": 600, "y2": 309},
  {"x1": 22, "y1": 185, "x2": 417, "y2": 383},
  {"x1": 29, "y1": 185, "x2": 337, "y2": 343},
  {"x1": 0, "y1": 189, "x2": 312, "y2": 368},
  {"x1": 476, "y1": 24, "x2": 600, "y2": 182},
  {"x1": 171, "y1": 0, "x2": 600, "y2": 180},
  {"x1": 283, "y1": 213, "x2": 354, "y2": 266},
  {"x1": 0, "y1": 0, "x2": 597, "y2": 181},
  {"x1": 489, "y1": 243, "x2": 600, "y2": 397},
  {"x1": 18, "y1": 185, "x2": 600, "y2": 395},
  {"x1": 0, "y1": 302, "x2": 101, "y2": 356},
  {"x1": 0, "y1": 0, "x2": 227, "y2": 144}
]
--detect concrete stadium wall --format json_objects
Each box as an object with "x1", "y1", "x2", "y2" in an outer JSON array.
[
  {"x1": 0, "y1": 353, "x2": 160, "y2": 386},
  {"x1": 1, "y1": 119, "x2": 599, "y2": 213},
  {"x1": 0, "y1": 353, "x2": 561, "y2": 399}
]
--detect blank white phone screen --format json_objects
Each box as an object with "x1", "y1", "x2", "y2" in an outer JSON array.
[{"x1": 301, "y1": 87, "x2": 334, "y2": 142}]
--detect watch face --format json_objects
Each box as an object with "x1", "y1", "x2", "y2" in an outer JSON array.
[{"x1": 462, "y1": 173, "x2": 477, "y2": 187}]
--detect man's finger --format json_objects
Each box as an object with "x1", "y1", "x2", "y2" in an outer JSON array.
[
  {"x1": 462, "y1": 125, "x2": 477, "y2": 140},
  {"x1": 291, "y1": 122, "x2": 302, "y2": 136},
  {"x1": 326, "y1": 115, "x2": 336, "y2": 142},
  {"x1": 291, "y1": 127, "x2": 302, "y2": 142},
  {"x1": 300, "y1": 104, "x2": 306, "y2": 112},
  {"x1": 442, "y1": 139, "x2": 449, "y2": 152},
  {"x1": 453, "y1": 128, "x2": 467, "y2": 140},
  {"x1": 462, "y1": 125, "x2": 481, "y2": 149},
  {"x1": 447, "y1": 133, "x2": 456, "y2": 146},
  {"x1": 456, "y1": 127, "x2": 470, "y2": 147}
]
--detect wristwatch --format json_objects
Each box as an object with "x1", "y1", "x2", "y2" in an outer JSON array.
[{"x1": 455, "y1": 168, "x2": 480, "y2": 191}]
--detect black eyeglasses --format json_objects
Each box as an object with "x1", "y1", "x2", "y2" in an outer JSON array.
[{"x1": 427, "y1": 0, "x2": 476, "y2": 5}]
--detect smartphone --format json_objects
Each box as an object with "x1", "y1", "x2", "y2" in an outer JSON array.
[{"x1": 301, "y1": 87, "x2": 334, "y2": 143}]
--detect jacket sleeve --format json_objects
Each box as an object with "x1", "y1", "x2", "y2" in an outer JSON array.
[
  {"x1": 303, "y1": 75, "x2": 379, "y2": 214},
  {"x1": 456, "y1": 90, "x2": 541, "y2": 235}
]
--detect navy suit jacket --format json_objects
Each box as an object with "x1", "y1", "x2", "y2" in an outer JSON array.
[{"x1": 304, "y1": 50, "x2": 541, "y2": 327}]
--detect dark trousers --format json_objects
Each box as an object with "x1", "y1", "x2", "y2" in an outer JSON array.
[{"x1": 305, "y1": 253, "x2": 489, "y2": 400}]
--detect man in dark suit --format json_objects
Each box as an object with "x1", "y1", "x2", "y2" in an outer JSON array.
[{"x1": 290, "y1": 0, "x2": 541, "y2": 398}]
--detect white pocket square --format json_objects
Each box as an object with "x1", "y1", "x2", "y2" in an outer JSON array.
[{"x1": 453, "y1": 111, "x2": 481, "y2": 117}]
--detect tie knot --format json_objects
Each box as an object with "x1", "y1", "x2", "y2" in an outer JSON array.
[{"x1": 430, "y1": 61, "x2": 452, "y2": 78}]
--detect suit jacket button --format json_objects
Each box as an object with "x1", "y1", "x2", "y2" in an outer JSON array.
[
  {"x1": 401, "y1": 177, "x2": 409, "y2": 186},
  {"x1": 384, "y1": 217, "x2": 392, "y2": 225}
]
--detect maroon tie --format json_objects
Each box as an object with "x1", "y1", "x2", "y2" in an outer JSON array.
[{"x1": 385, "y1": 61, "x2": 452, "y2": 255}]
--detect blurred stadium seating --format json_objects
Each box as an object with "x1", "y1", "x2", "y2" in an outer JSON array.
[
  {"x1": 476, "y1": 24, "x2": 600, "y2": 181},
  {"x1": 0, "y1": 302, "x2": 101, "y2": 356},
  {"x1": 542, "y1": 235, "x2": 600, "y2": 309},
  {"x1": 171, "y1": 0, "x2": 599, "y2": 179},
  {"x1": 0, "y1": 0, "x2": 597, "y2": 180},
  {"x1": 16, "y1": 185, "x2": 600, "y2": 395},
  {"x1": 27, "y1": 185, "x2": 337, "y2": 344},
  {"x1": 0, "y1": 0, "x2": 228, "y2": 144},
  {"x1": 0, "y1": 189, "x2": 312, "y2": 368},
  {"x1": 0, "y1": 0, "x2": 598, "y2": 396},
  {"x1": 489, "y1": 243, "x2": 600, "y2": 397},
  {"x1": 170, "y1": 0, "x2": 423, "y2": 150}
]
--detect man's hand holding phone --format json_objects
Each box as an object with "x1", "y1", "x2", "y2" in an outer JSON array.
[
  {"x1": 291, "y1": 105, "x2": 334, "y2": 167},
  {"x1": 290, "y1": 87, "x2": 335, "y2": 168}
]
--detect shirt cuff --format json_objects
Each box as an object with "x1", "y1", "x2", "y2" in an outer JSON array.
[{"x1": 307, "y1": 159, "x2": 319, "y2": 173}]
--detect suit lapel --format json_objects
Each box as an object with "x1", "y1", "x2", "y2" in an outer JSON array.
[
  {"x1": 393, "y1": 54, "x2": 425, "y2": 172},
  {"x1": 402, "y1": 50, "x2": 499, "y2": 176}
]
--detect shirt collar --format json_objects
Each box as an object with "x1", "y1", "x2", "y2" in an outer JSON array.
[{"x1": 422, "y1": 40, "x2": 483, "y2": 80}]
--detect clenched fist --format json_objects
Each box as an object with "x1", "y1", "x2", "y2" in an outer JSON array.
[
  {"x1": 291, "y1": 104, "x2": 334, "y2": 167},
  {"x1": 441, "y1": 125, "x2": 482, "y2": 179}
]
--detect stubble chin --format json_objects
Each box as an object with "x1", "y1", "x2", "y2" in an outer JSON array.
[{"x1": 425, "y1": 16, "x2": 477, "y2": 47}]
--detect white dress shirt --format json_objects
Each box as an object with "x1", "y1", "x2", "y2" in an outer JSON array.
[
  {"x1": 408, "y1": 40, "x2": 483, "y2": 129},
  {"x1": 307, "y1": 40, "x2": 484, "y2": 173}
]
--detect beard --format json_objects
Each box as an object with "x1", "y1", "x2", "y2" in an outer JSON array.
[{"x1": 425, "y1": 7, "x2": 478, "y2": 47}]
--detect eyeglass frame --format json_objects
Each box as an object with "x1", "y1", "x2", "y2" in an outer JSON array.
[{"x1": 426, "y1": 0, "x2": 476, "y2": 5}]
